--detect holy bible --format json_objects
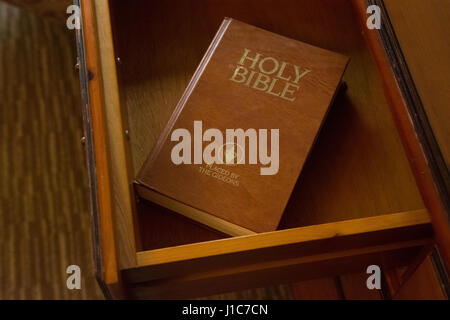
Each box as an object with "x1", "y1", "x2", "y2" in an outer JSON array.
[{"x1": 135, "y1": 18, "x2": 349, "y2": 236}]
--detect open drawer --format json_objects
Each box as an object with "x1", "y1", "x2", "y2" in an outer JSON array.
[{"x1": 76, "y1": 0, "x2": 448, "y2": 299}]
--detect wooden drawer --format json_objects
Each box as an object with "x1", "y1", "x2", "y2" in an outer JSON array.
[{"x1": 76, "y1": 0, "x2": 448, "y2": 299}]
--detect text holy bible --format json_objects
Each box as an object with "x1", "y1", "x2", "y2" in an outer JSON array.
[{"x1": 135, "y1": 18, "x2": 349, "y2": 236}]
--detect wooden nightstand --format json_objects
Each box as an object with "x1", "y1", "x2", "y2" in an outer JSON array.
[{"x1": 76, "y1": 0, "x2": 449, "y2": 299}]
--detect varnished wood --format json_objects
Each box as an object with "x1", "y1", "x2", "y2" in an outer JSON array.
[
  {"x1": 339, "y1": 273, "x2": 382, "y2": 299},
  {"x1": 127, "y1": 244, "x2": 427, "y2": 299},
  {"x1": 292, "y1": 278, "x2": 343, "y2": 300},
  {"x1": 385, "y1": 0, "x2": 450, "y2": 171},
  {"x1": 384, "y1": 0, "x2": 450, "y2": 271},
  {"x1": 2, "y1": 0, "x2": 71, "y2": 22},
  {"x1": 91, "y1": 0, "x2": 137, "y2": 270},
  {"x1": 0, "y1": 1, "x2": 103, "y2": 299},
  {"x1": 136, "y1": 200, "x2": 226, "y2": 251},
  {"x1": 123, "y1": 210, "x2": 432, "y2": 296},
  {"x1": 108, "y1": 0, "x2": 426, "y2": 253},
  {"x1": 81, "y1": 0, "x2": 119, "y2": 286},
  {"x1": 3, "y1": 0, "x2": 444, "y2": 300},
  {"x1": 200, "y1": 285, "x2": 293, "y2": 299},
  {"x1": 352, "y1": 0, "x2": 450, "y2": 271},
  {"x1": 81, "y1": 0, "x2": 440, "y2": 298},
  {"x1": 394, "y1": 256, "x2": 446, "y2": 300},
  {"x1": 293, "y1": 273, "x2": 384, "y2": 300},
  {"x1": 135, "y1": 209, "x2": 430, "y2": 268}
]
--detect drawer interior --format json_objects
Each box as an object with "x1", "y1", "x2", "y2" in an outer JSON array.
[{"x1": 108, "y1": 0, "x2": 425, "y2": 252}]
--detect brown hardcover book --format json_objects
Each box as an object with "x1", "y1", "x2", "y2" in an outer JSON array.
[{"x1": 135, "y1": 18, "x2": 349, "y2": 236}]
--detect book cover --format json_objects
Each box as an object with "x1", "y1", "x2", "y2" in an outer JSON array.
[{"x1": 135, "y1": 18, "x2": 349, "y2": 236}]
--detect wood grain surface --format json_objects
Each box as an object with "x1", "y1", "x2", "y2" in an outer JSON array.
[
  {"x1": 0, "y1": 2, "x2": 102, "y2": 299},
  {"x1": 394, "y1": 256, "x2": 446, "y2": 300},
  {"x1": 355, "y1": 0, "x2": 450, "y2": 271},
  {"x1": 109, "y1": 0, "x2": 425, "y2": 252},
  {"x1": 0, "y1": 0, "x2": 293, "y2": 300},
  {"x1": 0, "y1": 0, "x2": 445, "y2": 300},
  {"x1": 2, "y1": 0, "x2": 71, "y2": 22},
  {"x1": 385, "y1": 0, "x2": 450, "y2": 170}
]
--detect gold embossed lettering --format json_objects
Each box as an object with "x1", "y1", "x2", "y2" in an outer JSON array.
[
  {"x1": 230, "y1": 49, "x2": 311, "y2": 102},
  {"x1": 276, "y1": 61, "x2": 291, "y2": 81},
  {"x1": 267, "y1": 78, "x2": 281, "y2": 97},
  {"x1": 259, "y1": 57, "x2": 279, "y2": 75},
  {"x1": 245, "y1": 70, "x2": 257, "y2": 86},
  {"x1": 280, "y1": 82, "x2": 299, "y2": 101},
  {"x1": 230, "y1": 65, "x2": 248, "y2": 83},
  {"x1": 239, "y1": 48, "x2": 261, "y2": 69},
  {"x1": 252, "y1": 73, "x2": 271, "y2": 91},
  {"x1": 293, "y1": 66, "x2": 311, "y2": 84}
]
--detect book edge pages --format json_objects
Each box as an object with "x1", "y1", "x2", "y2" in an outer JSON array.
[{"x1": 135, "y1": 183, "x2": 256, "y2": 237}]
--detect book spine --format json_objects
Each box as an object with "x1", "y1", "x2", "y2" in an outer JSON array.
[{"x1": 137, "y1": 18, "x2": 233, "y2": 177}]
